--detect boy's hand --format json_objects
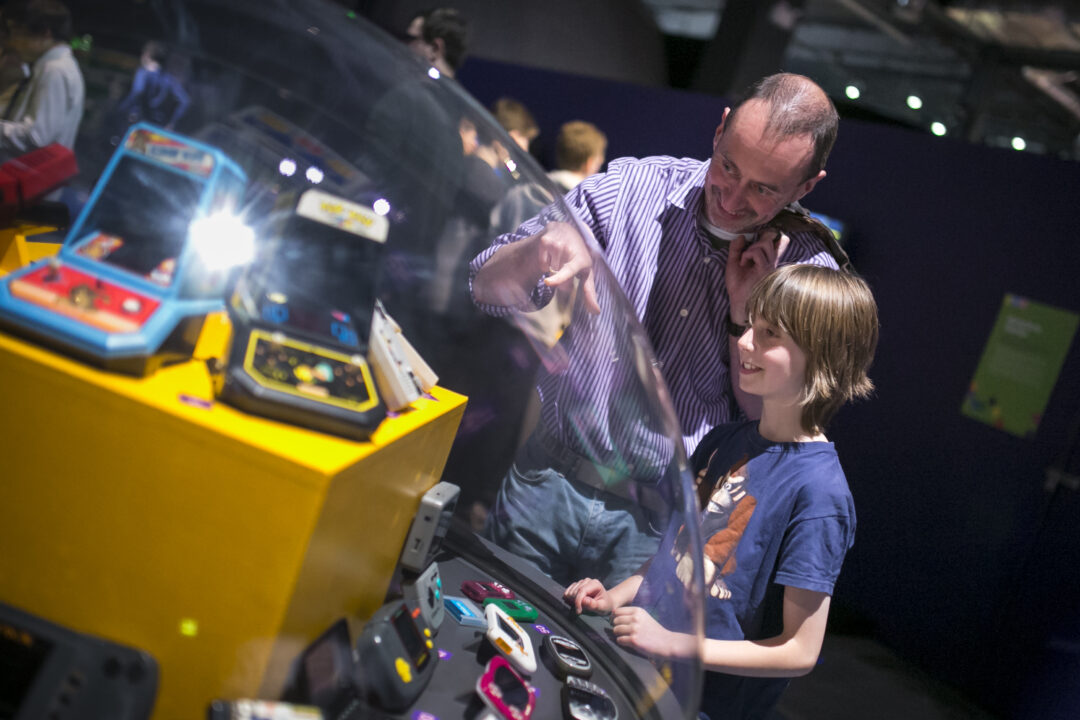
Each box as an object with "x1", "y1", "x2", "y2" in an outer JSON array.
[
  {"x1": 563, "y1": 578, "x2": 614, "y2": 615},
  {"x1": 611, "y1": 607, "x2": 695, "y2": 658}
]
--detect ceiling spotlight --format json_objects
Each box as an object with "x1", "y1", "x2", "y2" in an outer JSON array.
[
  {"x1": 930, "y1": 122, "x2": 946, "y2": 137},
  {"x1": 906, "y1": 95, "x2": 923, "y2": 110},
  {"x1": 1011, "y1": 137, "x2": 1027, "y2": 151},
  {"x1": 845, "y1": 85, "x2": 861, "y2": 100}
]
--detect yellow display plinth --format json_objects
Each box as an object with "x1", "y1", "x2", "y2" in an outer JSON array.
[
  {"x1": 0, "y1": 327, "x2": 466, "y2": 720},
  {"x1": 0, "y1": 225, "x2": 62, "y2": 274}
]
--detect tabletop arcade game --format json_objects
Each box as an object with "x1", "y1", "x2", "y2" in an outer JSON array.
[
  {"x1": 0, "y1": 123, "x2": 248, "y2": 375},
  {"x1": 217, "y1": 188, "x2": 387, "y2": 440}
]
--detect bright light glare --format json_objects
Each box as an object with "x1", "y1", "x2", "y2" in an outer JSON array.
[
  {"x1": 930, "y1": 122, "x2": 947, "y2": 137},
  {"x1": 279, "y1": 158, "x2": 297, "y2": 176},
  {"x1": 1011, "y1": 136, "x2": 1026, "y2": 151},
  {"x1": 505, "y1": 159, "x2": 517, "y2": 174},
  {"x1": 906, "y1": 95, "x2": 923, "y2": 110},
  {"x1": 373, "y1": 198, "x2": 391, "y2": 216},
  {"x1": 188, "y1": 213, "x2": 256, "y2": 271},
  {"x1": 428, "y1": 67, "x2": 440, "y2": 79},
  {"x1": 845, "y1": 85, "x2": 860, "y2": 100},
  {"x1": 306, "y1": 166, "x2": 324, "y2": 184}
]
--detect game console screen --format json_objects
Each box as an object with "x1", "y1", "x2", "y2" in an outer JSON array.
[
  {"x1": 75, "y1": 157, "x2": 204, "y2": 283},
  {"x1": 494, "y1": 665, "x2": 530, "y2": 712},
  {"x1": 391, "y1": 605, "x2": 430, "y2": 671},
  {"x1": 0, "y1": 629, "x2": 52, "y2": 719}
]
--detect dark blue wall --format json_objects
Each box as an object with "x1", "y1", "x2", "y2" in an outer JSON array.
[{"x1": 460, "y1": 57, "x2": 1080, "y2": 718}]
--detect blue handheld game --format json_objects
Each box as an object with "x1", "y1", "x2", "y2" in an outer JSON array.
[{"x1": 0, "y1": 123, "x2": 249, "y2": 375}]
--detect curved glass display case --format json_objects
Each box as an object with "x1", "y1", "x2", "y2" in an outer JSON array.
[{"x1": 0, "y1": 2, "x2": 706, "y2": 719}]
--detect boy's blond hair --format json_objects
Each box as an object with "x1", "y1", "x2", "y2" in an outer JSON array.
[{"x1": 746, "y1": 264, "x2": 878, "y2": 433}]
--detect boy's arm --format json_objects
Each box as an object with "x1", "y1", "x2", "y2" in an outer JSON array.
[
  {"x1": 611, "y1": 586, "x2": 831, "y2": 678},
  {"x1": 700, "y1": 587, "x2": 831, "y2": 677}
]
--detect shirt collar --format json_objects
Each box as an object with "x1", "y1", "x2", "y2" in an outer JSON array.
[
  {"x1": 666, "y1": 158, "x2": 710, "y2": 212},
  {"x1": 33, "y1": 44, "x2": 71, "y2": 70}
]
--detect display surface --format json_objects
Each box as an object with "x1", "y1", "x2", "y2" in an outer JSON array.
[{"x1": 2, "y1": 1, "x2": 704, "y2": 717}]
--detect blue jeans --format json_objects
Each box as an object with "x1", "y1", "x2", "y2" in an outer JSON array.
[{"x1": 487, "y1": 433, "x2": 663, "y2": 588}]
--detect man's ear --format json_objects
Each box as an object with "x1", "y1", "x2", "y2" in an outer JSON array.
[
  {"x1": 713, "y1": 107, "x2": 731, "y2": 153},
  {"x1": 795, "y1": 170, "x2": 826, "y2": 202},
  {"x1": 431, "y1": 37, "x2": 446, "y2": 63}
]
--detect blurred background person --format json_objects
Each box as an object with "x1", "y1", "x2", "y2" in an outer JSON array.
[
  {"x1": 548, "y1": 120, "x2": 606, "y2": 193},
  {"x1": 115, "y1": 40, "x2": 190, "y2": 131},
  {"x1": 0, "y1": 0, "x2": 83, "y2": 162},
  {"x1": 404, "y1": 6, "x2": 469, "y2": 79}
]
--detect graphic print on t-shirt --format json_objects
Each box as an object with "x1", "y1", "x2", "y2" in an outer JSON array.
[{"x1": 672, "y1": 454, "x2": 757, "y2": 599}]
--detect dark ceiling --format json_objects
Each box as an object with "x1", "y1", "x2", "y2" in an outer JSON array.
[
  {"x1": 361, "y1": 0, "x2": 1080, "y2": 160},
  {"x1": 647, "y1": 0, "x2": 1080, "y2": 159}
]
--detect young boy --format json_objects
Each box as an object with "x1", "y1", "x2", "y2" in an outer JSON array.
[{"x1": 563, "y1": 264, "x2": 879, "y2": 720}]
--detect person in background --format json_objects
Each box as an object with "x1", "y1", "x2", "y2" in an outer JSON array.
[
  {"x1": 491, "y1": 97, "x2": 538, "y2": 153},
  {"x1": 404, "y1": 7, "x2": 469, "y2": 79},
  {"x1": 564, "y1": 263, "x2": 879, "y2": 720},
  {"x1": 116, "y1": 40, "x2": 191, "y2": 131},
  {"x1": 471, "y1": 73, "x2": 849, "y2": 588},
  {"x1": 548, "y1": 120, "x2": 606, "y2": 194},
  {"x1": 0, "y1": 0, "x2": 83, "y2": 162}
]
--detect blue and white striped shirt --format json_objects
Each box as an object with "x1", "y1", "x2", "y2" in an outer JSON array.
[{"x1": 471, "y1": 155, "x2": 837, "y2": 476}]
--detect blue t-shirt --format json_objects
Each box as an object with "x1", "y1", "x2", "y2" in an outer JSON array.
[{"x1": 635, "y1": 420, "x2": 856, "y2": 720}]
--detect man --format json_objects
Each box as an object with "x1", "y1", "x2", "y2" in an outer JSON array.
[
  {"x1": 404, "y1": 7, "x2": 469, "y2": 78},
  {"x1": 548, "y1": 120, "x2": 607, "y2": 193},
  {"x1": 0, "y1": 0, "x2": 83, "y2": 161},
  {"x1": 470, "y1": 73, "x2": 845, "y2": 587}
]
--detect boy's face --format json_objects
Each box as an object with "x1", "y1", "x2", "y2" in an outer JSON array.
[
  {"x1": 704, "y1": 100, "x2": 824, "y2": 236},
  {"x1": 735, "y1": 319, "x2": 807, "y2": 407}
]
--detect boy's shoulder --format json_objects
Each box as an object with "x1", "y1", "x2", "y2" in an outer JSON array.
[{"x1": 692, "y1": 420, "x2": 757, "y2": 467}]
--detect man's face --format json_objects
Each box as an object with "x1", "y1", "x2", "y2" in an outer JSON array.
[{"x1": 703, "y1": 99, "x2": 824, "y2": 235}]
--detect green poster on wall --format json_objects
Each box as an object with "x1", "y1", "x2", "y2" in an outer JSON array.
[{"x1": 961, "y1": 294, "x2": 1079, "y2": 438}]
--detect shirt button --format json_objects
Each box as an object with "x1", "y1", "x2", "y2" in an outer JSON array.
[
  {"x1": 679, "y1": 308, "x2": 689, "y2": 318},
  {"x1": 703, "y1": 257, "x2": 711, "y2": 264}
]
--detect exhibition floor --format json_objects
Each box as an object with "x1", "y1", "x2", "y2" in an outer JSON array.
[{"x1": 773, "y1": 633, "x2": 1000, "y2": 720}]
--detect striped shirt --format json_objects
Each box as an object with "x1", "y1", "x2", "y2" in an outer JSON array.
[{"x1": 471, "y1": 155, "x2": 837, "y2": 477}]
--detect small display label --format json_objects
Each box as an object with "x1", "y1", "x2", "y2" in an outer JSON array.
[
  {"x1": 125, "y1": 128, "x2": 215, "y2": 177},
  {"x1": 296, "y1": 189, "x2": 388, "y2": 243}
]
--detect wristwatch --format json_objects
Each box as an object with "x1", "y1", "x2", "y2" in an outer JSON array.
[{"x1": 726, "y1": 315, "x2": 748, "y2": 337}]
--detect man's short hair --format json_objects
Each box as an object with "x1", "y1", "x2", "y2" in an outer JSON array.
[
  {"x1": 420, "y1": 7, "x2": 468, "y2": 72},
  {"x1": 746, "y1": 264, "x2": 878, "y2": 433},
  {"x1": 555, "y1": 121, "x2": 607, "y2": 172},
  {"x1": 491, "y1": 97, "x2": 539, "y2": 140},
  {"x1": 4, "y1": 0, "x2": 73, "y2": 42},
  {"x1": 728, "y1": 73, "x2": 838, "y2": 181}
]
